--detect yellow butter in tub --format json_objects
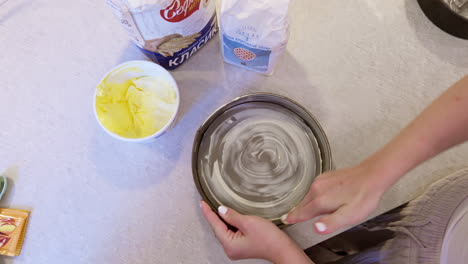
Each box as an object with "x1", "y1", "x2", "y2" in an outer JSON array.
[{"x1": 96, "y1": 73, "x2": 177, "y2": 139}]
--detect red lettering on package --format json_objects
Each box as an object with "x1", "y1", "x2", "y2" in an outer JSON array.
[{"x1": 160, "y1": 0, "x2": 201, "y2": 22}]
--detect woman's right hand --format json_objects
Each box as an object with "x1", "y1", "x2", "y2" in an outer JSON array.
[
  {"x1": 284, "y1": 163, "x2": 387, "y2": 235},
  {"x1": 287, "y1": 75, "x2": 468, "y2": 234}
]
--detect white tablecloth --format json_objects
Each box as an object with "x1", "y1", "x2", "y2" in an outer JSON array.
[{"x1": 1, "y1": 0, "x2": 467, "y2": 263}]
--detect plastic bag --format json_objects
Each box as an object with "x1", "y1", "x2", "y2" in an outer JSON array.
[
  {"x1": 107, "y1": 0, "x2": 218, "y2": 69},
  {"x1": 0, "y1": 208, "x2": 29, "y2": 257}
]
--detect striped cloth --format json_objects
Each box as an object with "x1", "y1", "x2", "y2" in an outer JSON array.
[{"x1": 309, "y1": 168, "x2": 468, "y2": 264}]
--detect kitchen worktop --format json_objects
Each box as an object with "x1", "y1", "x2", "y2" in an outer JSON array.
[{"x1": 1, "y1": 0, "x2": 468, "y2": 263}]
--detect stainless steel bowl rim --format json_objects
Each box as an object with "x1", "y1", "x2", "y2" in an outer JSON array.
[{"x1": 192, "y1": 93, "x2": 332, "y2": 227}]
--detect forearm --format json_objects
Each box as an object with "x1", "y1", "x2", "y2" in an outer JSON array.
[{"x1": 365, "y1": 75, "x2": 468, "y2": 190}]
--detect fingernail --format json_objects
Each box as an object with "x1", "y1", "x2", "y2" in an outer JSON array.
[
  {"x1": 281, "y1": 214, "x2": 289, "y2": 225},
  {"x1": 218, "y1": 206, "x2": 228, "y2": 215},
  {"x1": 199, "y1": 201, "x2": 203, "y2": 208},
  {"x1": 315, "y1": 222, "x2": 327, "y2": 233}
]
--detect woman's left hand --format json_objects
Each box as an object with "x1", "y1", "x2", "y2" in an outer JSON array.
[{"x1": 200, "y1": 201, "x2": 313, "y2": 263}]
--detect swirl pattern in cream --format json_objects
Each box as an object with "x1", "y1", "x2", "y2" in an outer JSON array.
[{"x1": 198, "y1": 102, "x2": 320, "y2": 219}]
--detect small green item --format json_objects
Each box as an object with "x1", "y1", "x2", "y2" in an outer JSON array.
[{"x1": 0, "y1": 176, "x2": 7, "y2": 200}]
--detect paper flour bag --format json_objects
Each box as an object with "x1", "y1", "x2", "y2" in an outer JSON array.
[
  {"x1": 107, "y1": 0, "x2": 218, "y2": 69},
  {"x1": 220, "y1": 0, "x2": 291, "y2": 75}
]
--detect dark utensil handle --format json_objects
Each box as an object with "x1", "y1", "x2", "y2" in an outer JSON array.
[{"x1": 418, "y1": 0, "x2": 468, "y2": 39}]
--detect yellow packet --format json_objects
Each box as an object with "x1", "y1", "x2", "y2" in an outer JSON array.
[{"x1": 0, "y1": 208, "x2": 29, "y2": 256}]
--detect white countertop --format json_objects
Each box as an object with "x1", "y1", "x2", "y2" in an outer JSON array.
[{"x1": 1, "y1": 0, "x2": 468, "y2": 263}]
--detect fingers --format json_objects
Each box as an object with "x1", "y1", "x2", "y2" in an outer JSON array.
[
  {"x1": 282, "y1": 181, "x2": 322, "y2": 224},
  {"x1": 285, "y1": 196, "x2": 335, "y2": 224},
  {"x1": 200, "y1": 201, "x2": 230, "y2": 244},
  {"x1": 296, "y1": 184, "x2": 317, "y2": 208},
  {"x1": 217, "y1": 205, "x2": 247, "y2": 230},
  {"x1": 313, "y1": 205, "x2": 363, "y2": 235},
  {"x1": 292, "y1": 172, "x2": 333, "y2": 213}
]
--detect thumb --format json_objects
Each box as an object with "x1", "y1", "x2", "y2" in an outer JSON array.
[
  {"x1": 312, "y1": 205, "x2": 363, "y2": 235},
  {"x1": 218, "y1": 205, "x2": 246, "y2": 230}
]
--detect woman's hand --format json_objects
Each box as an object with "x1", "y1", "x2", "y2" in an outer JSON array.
[
  {"x1": 284, "y1": 163, "x2": 386, "y2": 235},
  {"x1": 284, "y1": 76, "x2": 468, "y2": 235},
  {"x1": 200, "y1": 201, "x2": 313, "y2": 263}
]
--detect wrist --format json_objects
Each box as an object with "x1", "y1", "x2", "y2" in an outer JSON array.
[
  {"x1": 268, "y1": 237, "x2": 310, "y2": 264},
  {"x1": 359, "y1": 149, "x2": 410, "y2": 193},
  {"x1": 358, "y1": 157, "x2": 400, "y2": 194}
]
